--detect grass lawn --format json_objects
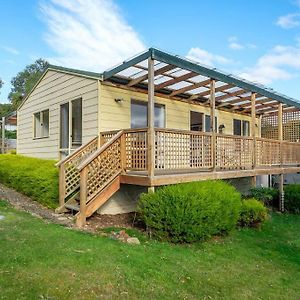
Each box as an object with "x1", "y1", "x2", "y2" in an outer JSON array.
[{"x1": 0, "y1": 200, "x2": 299, "y2": 300}]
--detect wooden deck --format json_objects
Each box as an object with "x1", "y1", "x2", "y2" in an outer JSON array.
[
  {"x1": 101, "y1": 128, "x2": 300, "y2": 186},
  {"x1": 57, "y1": 127, "x2": 300, "y2": 226}
]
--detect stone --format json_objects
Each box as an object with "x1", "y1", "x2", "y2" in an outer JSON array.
[{"x1": 126, "y1": 237, "x2": 140, "y2": 245}]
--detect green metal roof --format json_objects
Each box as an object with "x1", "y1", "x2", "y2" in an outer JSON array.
[
  {"x1": 48, "y1": 64, "x2": 102, "y2": 79},
  {"x1": 103, "y1": 47, "x2": 300, "y2": 109}
]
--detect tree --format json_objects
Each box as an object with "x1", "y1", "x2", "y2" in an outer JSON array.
[
  {"x1": 0, "y1": 78, "x2": 3, "y2": 90},
  {"x1": 0, "y1": 103, "x2": 13, "y2": 118},
  {"x1": 8, "y1": 59, "x2": 49, "y2": 109}
]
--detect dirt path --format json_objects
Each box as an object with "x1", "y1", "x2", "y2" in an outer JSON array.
[
  {"x1": 0, "y1": 183, "x2": 137, "y2": 231},
  {"x1": 0, "y1": 183, "x2": 74, "y2": 227}
]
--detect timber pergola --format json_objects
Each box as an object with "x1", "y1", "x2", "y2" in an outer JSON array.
[
  {"x1": 102, "y1": 48, "x2": 300, "y2": 116},
  {"x1": 101, "y1": 48, "x2": 300, "y2": 203}
]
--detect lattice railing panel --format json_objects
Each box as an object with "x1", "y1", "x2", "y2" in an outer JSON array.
[
  {"x1": 261, "y1": 111, "x2": 300, "y2": 142},
  {"x1": 256, "y1": 138, "x2": 281, "y2": 166},
  {"x1": 216, "y1": 135, "x2": 253, "y2": 170},
  {"x1": 124, "y1": 130, "x2": 147, "y2": 171},
  {"x1": 154, "y1": 129, "x2": 212, "y2": 170},
  {"x1": 101, "y1": 130, "x2": 119, "y2": 144},
  {"x1": 281, "y1": 141, "x2": 300, "y2": 165},
  {"x1": 63, "y1": 137, "x2": 98, "y2": 198},
  {"x1": 86, "y1": 138, "x2": 122, "y2": 201}
]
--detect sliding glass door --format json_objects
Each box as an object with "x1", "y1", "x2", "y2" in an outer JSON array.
[{"x1": 60, "y1": 98, "x2": 82, "y2": 158}]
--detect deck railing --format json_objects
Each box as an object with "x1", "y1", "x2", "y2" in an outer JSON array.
[
  {"x1": 58, "y1": 128, "x2": 300, "y2": 206},
  {"x1": 113, "y1": 128, "x2": 300, "y2": 173}
]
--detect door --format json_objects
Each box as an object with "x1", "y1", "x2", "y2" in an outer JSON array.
[{"x1": 60, "y1": 98, "x2": 82, "y2": 158}]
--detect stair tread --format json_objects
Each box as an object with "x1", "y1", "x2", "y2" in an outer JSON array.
[{"x1": 65, "y1": 203, "x2": 80, "y2": 211}]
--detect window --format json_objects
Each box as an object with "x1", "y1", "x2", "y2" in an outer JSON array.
[
  {"x1": 233, "y1": 119, "x2": 250, "y2": 136},
  {"x1": 131, "y1": 100, "x2": 165, "y2": 128},
  {"x1": 242, "y1": 120, "x2": 250, "y2": 136},
  {"x1": 190, "y1": 111, "x2": 203, "y2": 131},
  {"x1": 34, "y1": 109, "x2": 49, "y2": 138},
  {"x1": 233, "y1": 119, "x2": 241, "y2": 136},
  {"x1": 204, "y1": 115, "x2": 218, "y2": 132}
]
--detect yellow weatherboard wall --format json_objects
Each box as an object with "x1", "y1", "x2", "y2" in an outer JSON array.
[{"x1": 99, "y1": 83, "x2": 260, "y2": 136}]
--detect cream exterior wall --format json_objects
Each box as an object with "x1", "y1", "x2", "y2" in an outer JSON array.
[
  {"x1": 99, "y1": 83, "x2": 260, "y2": 136},
  {"x1": 17, "y1": 70, "x2": 98, "y2": 159}
]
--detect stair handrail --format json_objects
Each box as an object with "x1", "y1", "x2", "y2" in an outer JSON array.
[
  {"x1": 56, "y1": 136, "x2": 99, "y2": 167},
  {"x1": 77, "y1": 130, "x2": 124, "y2": 172}
]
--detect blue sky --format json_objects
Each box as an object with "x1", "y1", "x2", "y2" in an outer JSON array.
[{"x1": 1, "y1": 0, "x2": 300, "y2": 104}]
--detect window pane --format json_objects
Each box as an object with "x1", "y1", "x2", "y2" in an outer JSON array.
[
  {"x1": 233, "y1": 119, "x2": 242, "y2": 136},
  {"x1": 42, "y1": 110, "x2": 49, "y2": 137},
  {"x1": 60, "y1": 103, "x2": 69, "y2": 149},
  {"x1": 190, "y1": 111, "x2": 203, "y2": 131},
  {"x1": 242, "y1": 120, "x2": 250, "y2": 136},
  {"x1": 72, "y1": 99, "x2": 82, "y2": 148},
  {"x1": 34, "y1": 112, "x2": 41, "y2": 138},
  {"x1": 204, "y1": 115, "x2": 218, "y2": 132},
  {"x1": 131, "y1": 101, "x2": 147, "y2": 128},
  {"x1": 131, "y1": 100, "x2": 165, "y2": 128},
  {"x1": 154, "y1": 105, "x2": 165, "y2": 128}
]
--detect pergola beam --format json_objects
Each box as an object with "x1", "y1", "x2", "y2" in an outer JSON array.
[
  {"x1": 169, "y1": 78, "x2": 212, "y2": 97},
  {"x1": 190, "y1": 83, "x2": 234, "y2": 100},
  {"x1": 127, "y1": 64, "x2": 175, "y2": 87},
  {"x1": 215, "y1": 89, "x2": 249, "y2": 102},
  {"x1": 155, "y1": 71, "x2": 198, "y2": 90}
]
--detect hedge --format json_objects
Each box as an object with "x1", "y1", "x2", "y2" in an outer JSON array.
[
  {"x1": 239, "y1": 198, "x2": 269, "y2": 228},
  {"x1": 284, "y1": 184, "x2": 300, "y2": 214},
  {"x1": 138, "y1": 181, "x2": 241, "y2": 243},
  {"x1": 0, "y1": 154, "x2": 58, "y2": 208}
]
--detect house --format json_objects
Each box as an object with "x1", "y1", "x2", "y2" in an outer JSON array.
[{"x1": 17, "y1": 48, "x2": 300, "y2": 226}]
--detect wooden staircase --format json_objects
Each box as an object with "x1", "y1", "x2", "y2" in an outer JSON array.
[{"x1": 56, "y1": 131, "x2": 125, "y2": 226}]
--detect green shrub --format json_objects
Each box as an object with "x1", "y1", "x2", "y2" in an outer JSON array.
[
  {"x1": 249, "y1": 187, "x2": 278, "y2": 207},
  {"x1": 0, "y1": 154, "x2": 58, "y2": 208},
  {"x1": 138, "y1": 181, "x2": 241, "y2": 243},
  {"x1": 284, "y1": 185, "x2": 300, "y2": 214},
  {"x1": 239, "y1": 198, "x2": 269, "y2": 228},
  {"x1": 7, "y1": 149, "x2": 16, "y2": 155}
]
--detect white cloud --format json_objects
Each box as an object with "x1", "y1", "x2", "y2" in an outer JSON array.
[
  {"x1": 276, "y1": 13, "x2": 300, "y2": 29},
  {"x1": 186, "y1": 47, "x2": 233, "y2": 67},
  {"x1": 1, "y1": 46, "x2": 19, "y2": 55},
  {"x1": 40, "y1": 0, "x2": 146, "y2": 71},
  {"x1": 239, "y1": 44, "x2": 300, "y2": 84},
  {"x1": 227, "y1": 36, "x2": 257, "y2": 50},
  {"x1": 229, "y1": 42, "x2": 244, "y2": 50}
]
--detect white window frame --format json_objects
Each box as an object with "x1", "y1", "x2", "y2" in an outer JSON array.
[{"x1": 33, "y1": 109, "x2": 49, "y2": 139}]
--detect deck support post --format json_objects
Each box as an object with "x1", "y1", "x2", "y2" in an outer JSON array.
[
  {"x1": 278, "y1": 103, "x2": 284, "y2": 212},
  {"x1": 58, "y1": 165, "x2": 66, "y2": 207},
  {"x1": 77, "y1": 167, "x2": 88, "y2": 227},
  {"x1": 210, "y1": 79, "x2": 216, "y2": 171},
  {"x1": 251, "y1": 92, "x2": 256, "y2": 168},
  {"x1": 251, "y1": 93, "x2": 257, "y2": 185},
  {"x1": 1, "y1": 116, "x2": 5, "y2": 154},
  {"x1": 279, "y1": 174, "x2": 284, "y2": 212},
  {"x1": 147, "y1": 57, "x2": 155, "y2": 185}
]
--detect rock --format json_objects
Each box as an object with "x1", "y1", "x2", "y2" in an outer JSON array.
[{"x1": 126, "y1": 237, "x2": 140, "y2": 245}]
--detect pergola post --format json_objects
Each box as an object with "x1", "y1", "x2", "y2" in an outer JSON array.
[
  {"x1": 251, "y1": 93, "x2": 256, "y2": 186},
  {"x1": 147, "y1": 57, "x2": 155, "y2": 192},
  {"x1": 210, "y1": 79, "x2": 216, "y2": 171},
  {"x1": 278, "y1": 103, "x2": 284, "y2": 212}
]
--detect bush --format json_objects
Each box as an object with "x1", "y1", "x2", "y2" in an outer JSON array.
[
  {"x1": 0, "y1": 154, "x2": 58, "y2": 208},
  {"x1": 249, "y1": 187, "x2": 278, "y2": 207},
  {"x1": 284, "y1": 185, "x2": 300, "y2": 214},
  {"x1": 138, "y1": 181, "x2": 241, "y2": 243},
  {"x1": 239, "y1": 198, "x2": 268, "y2": 228}
]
